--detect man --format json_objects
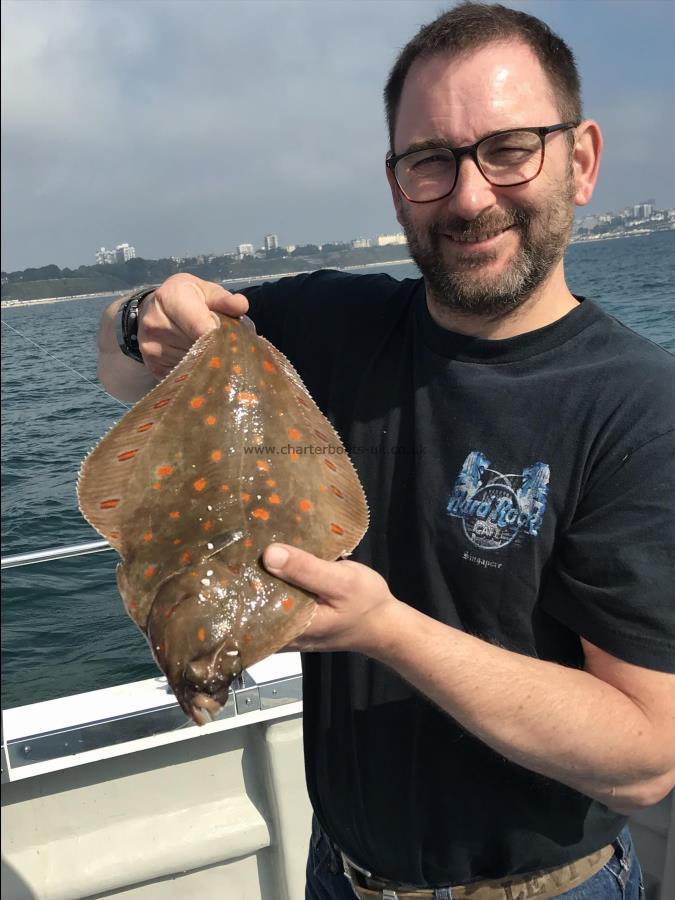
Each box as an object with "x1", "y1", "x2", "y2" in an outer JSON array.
[{"x1": 98, "y1": 3, "x2": 674, "y2": 899}]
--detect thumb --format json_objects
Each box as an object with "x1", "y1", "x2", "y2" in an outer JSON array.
[{"x1": 263, "y1": 544, "x2": 345, "y2": 600}]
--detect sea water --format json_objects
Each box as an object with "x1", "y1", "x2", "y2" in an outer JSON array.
[{"x1": 1, "y1": 231, "x2": 673, "y2": 708}]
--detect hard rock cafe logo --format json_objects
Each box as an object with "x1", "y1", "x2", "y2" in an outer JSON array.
[{"x1": 447, "y1": 451, "x2": 550, "y2": 551}]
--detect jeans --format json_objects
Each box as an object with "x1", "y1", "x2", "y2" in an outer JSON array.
[{"x1": 305, "y1": 818, "x2": 645, "y2": 900}]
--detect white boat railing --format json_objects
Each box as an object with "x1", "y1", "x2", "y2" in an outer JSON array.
[{"x1": 1, "y1": 539, "x2": 112, "y2": 569}]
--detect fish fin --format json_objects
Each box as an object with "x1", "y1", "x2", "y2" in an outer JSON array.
[
  {"x1": 256, "y1": 333, "x2": 369, "y2": 559},
  {"x1": 77, "y1": 323, "x2": 227, "y2": 554}
]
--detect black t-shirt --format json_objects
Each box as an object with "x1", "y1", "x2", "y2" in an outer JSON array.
[{"x1": 242, "y1": 269, "x2": 675, "y2": 886}]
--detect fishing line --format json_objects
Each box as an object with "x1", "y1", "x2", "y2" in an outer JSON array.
[{"x1": 1, "y1": 318, "x2": 130, "y2": 410}]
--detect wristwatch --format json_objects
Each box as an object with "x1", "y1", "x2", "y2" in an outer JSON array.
[{"x1": 116, "y1": 286, "x2": 157, "y2": 363}]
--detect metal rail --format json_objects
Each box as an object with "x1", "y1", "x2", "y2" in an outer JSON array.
[{"x1": 1, "y1": 540, "x2": 113, "y2": 570}]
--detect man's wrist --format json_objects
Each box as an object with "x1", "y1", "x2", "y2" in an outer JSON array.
[{"x1": 116, "y1": 286, "x2": 157, "y2": 364}]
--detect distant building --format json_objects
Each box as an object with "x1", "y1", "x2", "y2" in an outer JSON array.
[
  {"x1": 264, "y1": 234, "x2": 279, "y2": 252},
  {"x1": 95, "y1": 246, "x2": 117, "y2": 265},
  {"x1": 116, "y1": 243, "x2": 136, "y2": 263},
  {"x1": 376, "y1": 233, "x2": 407, "y2": 246},
  {"x1": 96, "y1": 243, "x2": 136, "y2": 264},
  {"x1": 352, "y1": 238, "x2": 371, "y2": 249},
  {"x1": 633, "y1": 201, "x2": 655, "y2": 220},
  {"x1": 238, "y1": 243, "x2": 255, "y2": 258}
]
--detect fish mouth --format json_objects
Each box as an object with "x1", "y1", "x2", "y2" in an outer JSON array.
[
  {"x1": 177, "y1": 643, "x2": 243, "y2": 725},
  {"x1": 189, "y1": 692, "x2": 225, "y2": 725}
]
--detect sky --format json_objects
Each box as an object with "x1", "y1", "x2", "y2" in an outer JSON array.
[{"x1": 2, "y1": 0, "x2": 674, "y2": 272}]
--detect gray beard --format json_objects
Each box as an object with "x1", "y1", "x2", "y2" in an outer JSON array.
[{"x1": 400, "y1": 177, "x2": 576, "y2": 319}]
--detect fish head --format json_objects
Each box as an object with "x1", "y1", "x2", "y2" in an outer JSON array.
[
  {"x1": 145, "y1": 557, "x2": 315, "y2": 725},
  {"x1": 146, "y1": 567, "x2": 244, "y2": 725}
]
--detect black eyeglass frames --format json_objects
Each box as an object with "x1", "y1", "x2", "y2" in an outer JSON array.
[{"x1": 386, "y1": 123, "x2": 578, "y2": 203}]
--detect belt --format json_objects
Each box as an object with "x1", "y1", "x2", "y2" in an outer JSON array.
[{"x1": 342, "y1": 842, "x2": 614, "y2": 900}]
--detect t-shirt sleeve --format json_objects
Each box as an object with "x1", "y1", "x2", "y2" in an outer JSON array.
[{"x1": 541, "y1": 428, "x2": 675, "y2": 672}]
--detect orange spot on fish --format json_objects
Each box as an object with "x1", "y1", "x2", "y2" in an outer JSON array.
[
  {"x1": 137, "y1": 422, "x2": 153, "y2": 433},
  {"x1": 193, "y1": 478, "x2": 207, "y2": 492},
  {"x1": 263, "y1": 360, "x2": 276, "y2": 373},
  {"x1": 289, "y1": 449, "x2": 299, "y2": 462},
  {"x1": 211, "y1": 450, "x2": 222, "y2": 461},
  {"x1": 243, "y1": 633, "x2": 253, "y2": 643},
  {"x1": 144, "y1": 565, "x2": 156, "y2": 578},
  {"x1": 190, "y1": 570, "x2": 198, "y2": 577},
  {"x1": 190, "y1": 396, "x2": 205, "y2": 409},
  {"x1": 152, "y1": 482, "x2": 161, "y2": 491},
  {"x1": 181, "y1": 552, "x2": 191, "y2": 564},
  {"x1": 205, "y1": 415, "x2": 217, "y2": 425},
  {"x1": 319, "y1": 484, "x2": 327, "y2": 493},
  {"x1": 241, "y1": 492, "x2": 251, "y2": 503},
  {"x1": 243, "y1": 538, "x2": 254, "y2": 549},
  {"x1": 325, "y1": 460, "x2": 337, "y2": 472},
  {"x1": 117, "y1": 449, "x2": 138, "y2": 461},
  {"x1": 157, "y1": 465, "x2": 173, "y2": 477},
  {"x1": 169, "y1": 510, "x2": 180, "y2": 519},
  {"x1": 223, "y1": 384, "x2": 233, "y2": 394},
  {"x1": 175, "y1": 452, "x2": 182, "y2": 460},
  {"x1": 172, "y1": 538, "x2": 182, "y2": 545},
  {"x1": 100, "y1": 498, "x2": 120, "y2": 509},
  {"x1": 153, "y1": 398, "x2": 171, "y2": 409},
  {"x1": 282, "y1": 597, "x2": 294, "y2": 611},
  {"x1": 207, "y1": 387, "x2": 214, "y2": 394},
  {"x1": 252, "y1": 508, "x2": 270, "y2": 521},
  {"x1": 232, "y1": 364, "x2": 242, "y2": 375},
  {"x1": 237, "y1": 391, "x2": 259, "y2": 407},
  {"x1": 331, "y1": 485, "x2": 343, "y2": 498},
  {"x1": 256, "y1": 460, "x2": 270, "y2": 471},
  {"x1": 298, "y1": 499, "x2": 312, "y2": 512},
  {"x1": 250, "y1": 345, "x2": 257, "y2": 353},
  {"x1": 221, "y1": 483, "x2": 230, "y2": 492},
  {"x1": 288, "y1": 427, "x2": 301, "y2": 441},
  {"x1": 209, "y1": 356, "x2": 221, "y2": 368},
  {"x1": 330, "y1": 523, "x2": 345, "y2": 535},
  {"x1": 268, "y1": 493, "x2": 281, "y2": 504},
  {"x1": 197, "y1": 627, "x2": 206, "y2": 641},
  {"x1": 266, "y1": 478, "x2": 277, "y2": 487},
  {"x1": 143, "y1": 532, "x2": 153, "y2": 542},
  {"x1": 228, "y1": 331, "x2": 237, "y2": 342},
  {"x1": 202, "y1": 520, "x2": 213, "y2": 532}
]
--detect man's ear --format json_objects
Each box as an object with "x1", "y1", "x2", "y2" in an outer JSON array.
[
  {"x1": 385, "y1": 160, "x2": 406, "y2": 228},
  {"x1": 572, "y1": 120, "x2": 603, "y2": 208}
]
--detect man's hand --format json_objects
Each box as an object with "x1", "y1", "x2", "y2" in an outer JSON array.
[
  {"x1": 262, "y1": 543, "x2": 398, "y2": 655},
  {"x1": 97, "y1": 273, "x2": 249, "y2": 402},
  {"x1": 139, "y1": 274, "x2": 249, "y2": 380}
]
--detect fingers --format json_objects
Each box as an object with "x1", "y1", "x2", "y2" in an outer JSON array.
[{"x1": 136, "y1": 273, "x2": 248, "y2": 378}]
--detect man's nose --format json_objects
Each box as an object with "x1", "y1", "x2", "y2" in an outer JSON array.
[{"x1": 446, "y1": 155, "x2": 498, "y2": 220}]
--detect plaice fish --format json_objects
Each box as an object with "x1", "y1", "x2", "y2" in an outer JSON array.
[{"x1": 78, "y1": 314, "x2": 369, "y2": 724}]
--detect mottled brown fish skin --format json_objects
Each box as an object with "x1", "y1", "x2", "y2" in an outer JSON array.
[{"x1": 78, "y1": 314, "x2": 369, "y2": 724}]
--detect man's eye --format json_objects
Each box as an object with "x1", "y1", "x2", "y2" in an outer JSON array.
[{"x1": 410, "y1": 154, "x2": 450, "y2": 171}]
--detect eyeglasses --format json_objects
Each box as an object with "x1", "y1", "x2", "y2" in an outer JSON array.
[{"x1": 386, "y1": 123, "x2": 578, "y2": 203}]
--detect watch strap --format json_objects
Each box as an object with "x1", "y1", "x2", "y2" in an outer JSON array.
[{"x1": 116, "y1": 286, "x2": 157, "y2": 363}]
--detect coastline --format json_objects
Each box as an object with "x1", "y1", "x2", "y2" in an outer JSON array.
[
  {"x1": 2, "y1": 226, "x2": 670, "y2": 308},
  {"x1": 0, "y1": 258, "x2": 415, "y2": 308}
]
